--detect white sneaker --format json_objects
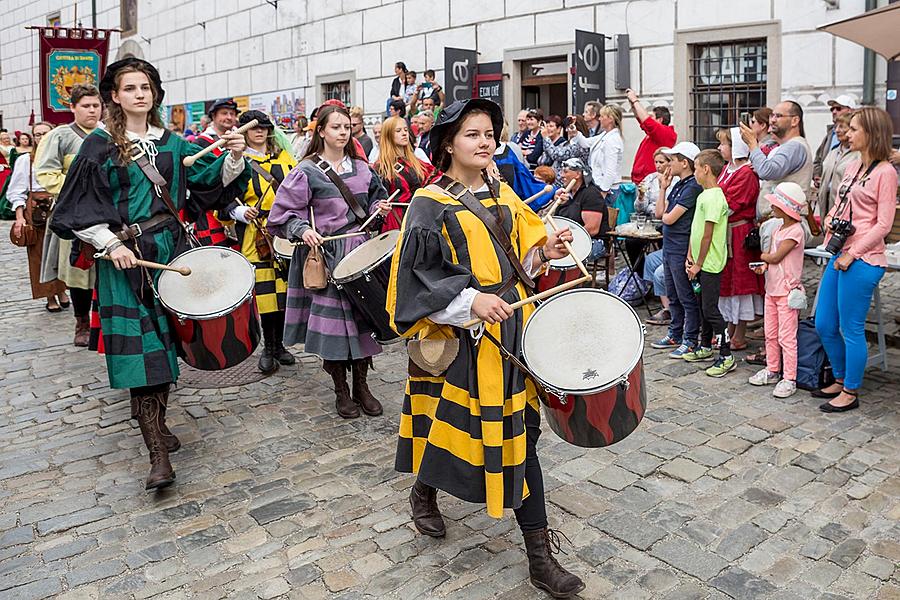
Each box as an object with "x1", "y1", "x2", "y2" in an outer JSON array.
[
  {"x1": 748, "y1": 368, "x2": 779, "y2": 386},
  {"x1": 773, "y1": 379, "x2": 797, "y2": 398}
]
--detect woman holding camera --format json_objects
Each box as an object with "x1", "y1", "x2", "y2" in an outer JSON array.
[{"x1": 814, "y1": 107, "x2": 897, "y2": 412}]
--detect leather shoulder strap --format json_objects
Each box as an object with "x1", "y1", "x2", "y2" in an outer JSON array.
[
  {"x1": 69, "y1": 123, "x2": 88, "y2": 140},
  {"x1": 432, "y1": 174, "x2": 534, "y2": 290},
  {"x1": 314, "y1": 157, "x2": 367, "y2": 227},
  {"x1": 249, "y1": 160, "x2": 278, "y2": 189},
  {"x1": 129, "y1": 145, "x2": 190, "y2": 232}
]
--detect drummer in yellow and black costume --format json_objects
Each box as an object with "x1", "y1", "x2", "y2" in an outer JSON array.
[
  {"x1": 386, "y1": 98, "x2": 585, "y2": 599},
  {"x1": 219, "y1": 110, "x2": 297, "y2": 374}
]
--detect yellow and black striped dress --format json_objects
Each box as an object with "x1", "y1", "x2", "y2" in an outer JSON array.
[
  {"x1": 225, "y1": 149, "x2": 295, "y2": 314},
  {"x1": 386, "y1": 178, "x2": 547, "y2": 518}
]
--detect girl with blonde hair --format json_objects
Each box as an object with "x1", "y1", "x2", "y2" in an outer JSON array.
[{"x1": 373, "y1": 116, "x2": 434, "y2": 231}]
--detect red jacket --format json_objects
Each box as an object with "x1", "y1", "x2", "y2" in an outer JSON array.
[{"x1": 631, "y1": 116, "x2": 677, "y2": 184}]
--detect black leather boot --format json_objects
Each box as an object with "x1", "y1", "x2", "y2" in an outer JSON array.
[
  {"x1": 522, "y1": 528, "x2": 585, "y2": 598},
  {"x1": 273, "y1": 314, "x2": 296, "y2": 365},
  {"x1": 351, "y1": 358, "x2": 382, "y2": 416},
  {"x1": 135, "y1": 393, "x2": 175, "y2": 491},
  {"x1": 257, "y1": 319, "x2": 278, "y2": 374},
  {"x1": 323, "y1": 360, "x2": 358, "y2": 419},
  {"x1": 409, "y1": 480, "x2": 446, "y2": 537}
]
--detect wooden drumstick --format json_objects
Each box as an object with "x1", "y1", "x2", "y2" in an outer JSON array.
[
  {"x1": 319, "y1": 231, "x2": 369, "y2": 242},
  {"x1": 541, "y1": 179, "x2": 578, "y2": 222},
  {"x1": 182, "y1": 119, "x2": 259, "y2": 166},
  {"x1": 101, "y1": 256, "x2": 191, "y2": 276},
  {"x1": 545, "y1": 213, "x2": 591, "y2": 279},
  {"x1": 461, "y1": 273, "x2": 591, "y2": 329},
  {"x1": 524, "y1": 185, "x2": 553, "y2": 205}
]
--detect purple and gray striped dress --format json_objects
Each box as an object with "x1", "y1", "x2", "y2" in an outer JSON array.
[{"x1": 268, "y1": 158, "x2": 387, "y2": 361}]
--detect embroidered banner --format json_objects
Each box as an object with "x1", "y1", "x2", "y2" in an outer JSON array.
[{"x1": 38, "y1": 27, "x2": 112, "y2": 124}]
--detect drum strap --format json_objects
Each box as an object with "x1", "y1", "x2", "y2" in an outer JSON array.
[
  {"x1": 249, "y1": 161, "x2": 279, "y2": 191},
  {"x1": 432, "y1": 174, "x2": 534, "y2": 291},
  {"x1": 130, "y1": 146, "x2": 196, "y2": 244},
  {"x1": 314, "y1": 157, "x2": 369, "y2": 229}
]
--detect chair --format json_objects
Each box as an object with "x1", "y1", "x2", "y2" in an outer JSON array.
[{"x1": 586, "y1": 207, "x2": 618, "y2": 288}]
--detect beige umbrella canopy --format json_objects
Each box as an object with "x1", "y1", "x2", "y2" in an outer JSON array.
[{"x1": 818, "y1": 3, "x2": 900, "y2": 61}]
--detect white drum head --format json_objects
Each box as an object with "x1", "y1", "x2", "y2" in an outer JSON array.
[
  {"x1": 522, "y1": 288, "x2": 644, "y2": 394},
  {"x1": 545, "y1": 217, "x2": 591, "y2": 269},
  {"x1": 272, "y1": 237, "x2": 294, "y2": 259},
  {"x1": 158, "y1": 247, "x2": 255, "y2": 319},
  {"x1": 332, "y1": 230, "x2": 400, "y2": 282}
]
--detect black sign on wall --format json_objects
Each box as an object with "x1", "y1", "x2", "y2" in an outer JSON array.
[
  {"x1": 475, "y1": 61, "x2": 503, "y2": 106},
  {"x1": 573, "y1": 30, "x2": 605, "y2": 111},
  {"x1": 445, "y1": 47, "x2": 478, "y2": 103}
]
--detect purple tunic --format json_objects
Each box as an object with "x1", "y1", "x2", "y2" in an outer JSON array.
[{"x1": 268, "y1": 158, "x2": 387, "y2": 360}]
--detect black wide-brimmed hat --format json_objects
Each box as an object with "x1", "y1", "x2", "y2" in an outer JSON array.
[
  {"x1": 99, "y1": 57, "x2": 165, "y2": 105},
  {"x1": 208, "y1": 98, "x2": 239, "y2": 118},
  {"x1": 238, "y1": 110, "x2": 274, "y2": 129},
  {"x1": 429, "y1": 98, "x2": 504, "y2": 168}
]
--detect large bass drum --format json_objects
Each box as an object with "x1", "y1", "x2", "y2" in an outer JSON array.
[
  {"x1": 522, "y1": 288, "x2": 646, "y2": 447},
  {"x1": 331, "y1": 230, "x2": 402, "y2": 344},
  {"x1": 157, "y1": 247, "x2": 261, "y2": 370}
]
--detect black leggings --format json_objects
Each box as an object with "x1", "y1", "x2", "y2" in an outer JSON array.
[
  {"x1": 698, "y1": 271, "x2": 730, "y2": 356},
  {"x1": 513, "y1": 408, "x2": 548, "y2": 533},
  {"x1": 260, "y1": 311, "x2": 285, "y2": 344},
  {"x1": 70, "y1": 287, "x2": 92, "y2": 318}
]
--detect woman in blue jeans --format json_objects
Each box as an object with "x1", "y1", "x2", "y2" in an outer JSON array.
[{"x1": 814, "y1": 107, "x2": 896, "y2": 412}]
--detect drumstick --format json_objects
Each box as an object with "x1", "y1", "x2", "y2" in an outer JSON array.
[
  {"x1": 541, "y1": 179, "x2": 578, "y2": 222},
  {"x1": 524, "y1": 185, "x2": 553, "y2": 205},
  {"x1": 545, "y1": 214, "x2": 591, "y2": 279},
  {"x1": 461, "y1": 273, "x2": 591, "y2": 329},
  {"x1": 182, "y1": 119, "x2": 259, "y2": 166},
  {"x1": 319, "y1": 230, "x2": 369, "y2": 242},
  {"x1": 100, "y1": 256, "x2": 191, "y2": 276}
]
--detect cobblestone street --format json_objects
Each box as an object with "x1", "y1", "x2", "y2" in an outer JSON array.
[{"x1": 1, "y1": 221, "x2": 898, "y2": 600}]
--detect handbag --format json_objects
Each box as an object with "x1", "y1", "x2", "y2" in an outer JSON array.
[
  {"x1": 787, "y1": 286, "x2": 808, "y2": 310},
  {"x1": 25, "y1": 191, "x2": 53, "y2": 228},
  {"x1": 743, "y1": 226, "x2": 761, "y2": 252},
  {"x1": 302, "y1": 245, "x2": 328, "y2": 290},
  {"x1": 9, "y1": 223, "x2": 38, "y2": 247}
]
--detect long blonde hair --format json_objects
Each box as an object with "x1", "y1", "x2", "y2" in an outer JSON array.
[
  {"x1": 104, "y1": 64, "x2": 165, "y2": 164},
  {"x1": 374, "y1": 116, "x2": 426, "y2": 182}
]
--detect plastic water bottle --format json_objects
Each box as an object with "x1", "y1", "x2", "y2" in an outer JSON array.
[{"x1": 691, "y1": 279, "x2": 701, "y2": 295}]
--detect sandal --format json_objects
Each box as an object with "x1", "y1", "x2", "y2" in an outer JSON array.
[
  {"x1": 730, "y1": 341, "x2": 749, "y2": 351},
  {"x1": 45, "y1": 302, "x2": 62, "y2": 313},
  {"x1": 745, "y1": 351, "x2": 766, "y2": 366}
]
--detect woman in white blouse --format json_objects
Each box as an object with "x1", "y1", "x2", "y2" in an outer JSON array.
[{"x1": 569, "y1": 104, "x2": 625, "y2": 199}]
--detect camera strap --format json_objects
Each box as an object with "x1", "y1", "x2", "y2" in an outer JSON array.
[{"x1": 835, "y1": 159, "x2": 880, "y2": 220}]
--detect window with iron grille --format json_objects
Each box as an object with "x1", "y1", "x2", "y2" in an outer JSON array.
[
  {"x1": 689, "y1": 39, "x2": 767, "y2": 149},
  {"x1": 322, "y1": 81, "x2": 351, "y2": 106}
]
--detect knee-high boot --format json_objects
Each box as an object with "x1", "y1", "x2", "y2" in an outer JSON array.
[
  {"x1": 323, "y1": 360, "x2": 358, "y2": 419},
  {"x1": 134, "y1": 392, "x2": 175, "y2": 490},
  {"x1": 351, "y1": 358, "x2": 382, "y2": 416}
]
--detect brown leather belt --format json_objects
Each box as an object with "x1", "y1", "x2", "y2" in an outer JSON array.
[{"x1": 115, "y1": 214, "x2": 176, "y2": 241}]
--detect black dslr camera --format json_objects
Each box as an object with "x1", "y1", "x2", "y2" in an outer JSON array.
[{"x1": 825, "y1": 217, "x2": 856, "y2": 255}]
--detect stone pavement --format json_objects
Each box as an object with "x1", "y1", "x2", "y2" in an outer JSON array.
[{"x1": 0, "y1": 221, "x2": 898, "y2": 600}]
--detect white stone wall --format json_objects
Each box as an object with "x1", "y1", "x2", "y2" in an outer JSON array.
[{"x1": 0, "y1": 0, "x2": 888, "y2": 162}]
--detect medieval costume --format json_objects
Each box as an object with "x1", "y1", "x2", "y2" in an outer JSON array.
[
  {"x1": 50, "y1": 58, "x2": 251, "y2": 490},
  {"x1": 380, "y1": 159, "x2": 434, "y2": 232},
  {"x1": 385, "y1": 99, "x2": 585, "y2": 598},
  {"x1": 190, "y1": 98, "x2": 240, "y2": 246},
  {"x1": 267, "y1": 142, "x2": 388, "y2": 419}
]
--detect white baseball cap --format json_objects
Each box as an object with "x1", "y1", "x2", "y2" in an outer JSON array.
[
  {"x1": 827, "y1": 94, "x2": 860, "y2": 110},
  {"x1": 662, "y1": 141, "x2": 701, "y2": 162}
]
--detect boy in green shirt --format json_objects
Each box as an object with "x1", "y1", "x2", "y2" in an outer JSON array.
[{"x1": 684, "y1": 150, "x2": 734, "y2": 377}]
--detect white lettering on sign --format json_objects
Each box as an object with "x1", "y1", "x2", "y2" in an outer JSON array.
[
  {"x1": 578, "y1": 77, "x2": 600, "y2": 94},
  {"x1": 451, "y1": 58, "x2": 471, "y2": 101},
  {"x1": 578, "y1": 43, "x2": 601, "y2": 73}
]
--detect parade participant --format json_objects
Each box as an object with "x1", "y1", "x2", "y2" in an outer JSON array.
[
  {"x1": 10, "y1": 122, "x2": 68, "y2": 308},
  {"x1": 373, "y1": 116, "x2": 434, "y2": 232},
  {"x1": 267, "y1": 104, "x2": 391, "y2": 420},
  {"x1": 220, "y1": 110, "x2": 297, "y2": 374},
  {"x1": 385, "y1": 98, "x2": 585, "y2": 599},
  {"x1": 50, "y1": 58, "x2": 251, "y2": 490},
  {"x1": 35, "y1": 84, "x2": 102, "y2": 344},
  {"x1": 192, "y1": 98, "x2": 241, "y2": 246}
]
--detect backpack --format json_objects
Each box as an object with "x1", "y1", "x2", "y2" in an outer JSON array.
[
  {"x1": 608, "y1": 267, "x2": 650, "y2": 304},
  {"x1": 796, "y1": 318, "x2": 835, "y2": 390},
  {"x1": 611, "y1": 183, "x2": 638, "y2": 225}
]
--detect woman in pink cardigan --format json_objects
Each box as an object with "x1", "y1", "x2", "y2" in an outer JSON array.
[{"x1": 814, "y1": 107, "x2": 897, "y2": 412}]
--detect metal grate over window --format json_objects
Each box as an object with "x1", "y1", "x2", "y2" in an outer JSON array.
[
  {"x1": 689, "y1": 40, "x2": 767, "y2": 149},
  {"x1": 323, "y1": 81, "x2": 351, "y2": 106}
]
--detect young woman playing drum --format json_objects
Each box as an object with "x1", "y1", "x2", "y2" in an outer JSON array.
[
  {"x1": 50, "y1": 58, "x2": 251, "y2": 491},
  {"x1": 267, "y1": 104, "x2": 391, "y2": 420},
  {"x1": 385, "y1": 99, "x2": 585, "y2": 599},
  {"x1": 220, "y1": 110, "x2": 297, "y2": 374},
  {"x1": 373, "y1": 115, "x2": 434, "y2": 232}
]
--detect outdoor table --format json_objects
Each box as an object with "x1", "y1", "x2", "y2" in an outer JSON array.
[{"x1": 613, "y1": 224, "x2": 663, "y2": 317}]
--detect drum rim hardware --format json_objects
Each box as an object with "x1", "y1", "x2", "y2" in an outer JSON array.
[{"x1": 331, "y1": 230, "x2": 400, "y2": 284}]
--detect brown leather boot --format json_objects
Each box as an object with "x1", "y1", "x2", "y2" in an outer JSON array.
[
  {"x1": 157, "y1": 391, "x2": 180, "y2": 453},
  {"x1": 351, "y1": 358, "x2": 382, "y2": 416},
  {"x1": 135, "y1": 394, "x2": 175, "y2": 490},
  {"x1": 323, "y1": 360, "x2": 358, "y2": 419},
  {"x1": 73, "y1": 316, "x2": 90, "y2": 347},
  {"x1": 522, "y1": 528, "x2": 585, "y2": 598},
  {"x1": 409, "y1": 480, "x2": 446, "y2": 537}
]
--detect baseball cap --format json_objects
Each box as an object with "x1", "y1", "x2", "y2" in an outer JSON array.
[
  {"x1": 662, "y1": 141, "x2": 701, "y2": 162},
  {"x1": 827, "y1": 94, "x2": 859, "y2": 110}
]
